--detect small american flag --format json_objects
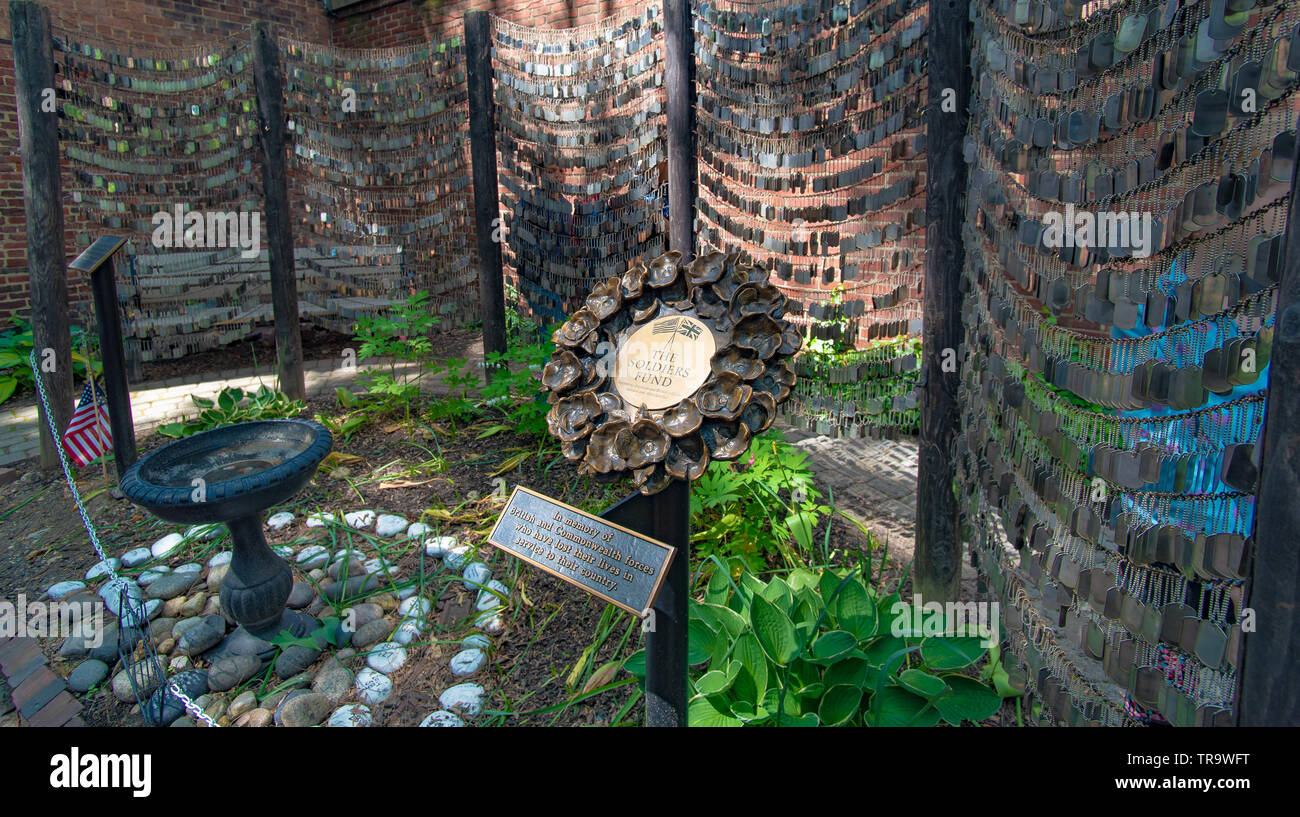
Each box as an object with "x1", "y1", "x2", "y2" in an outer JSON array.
[
  {"x1": 62, "y1": 381, "x2": 112, "y2": 467},
  {"x1": 653, "y1": 318, "x2": 682, "y2": 335}
]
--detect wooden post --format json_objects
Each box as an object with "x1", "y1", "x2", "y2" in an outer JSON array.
[
  {"x1": 915, "y1": 0, "x2": 971, "y2": 602},
  {"x1": 11, "y1": 0, "x2": 72, "y2": 470},
  {"x1": 251, "y1": 21, "x2": 305, "y2": 401},
  {"x1": 464, "y1": 10, "x2": 507, "y2": 381},
  {"x1": 1238, "y1": 112, "x2": 1300, "y2": 727},
  {"x1": 664, "y1": 0, "x2": 696, "y2": 262},
  {"x1": 601, "y1": 479, "x2": 690, "y2": 727}
]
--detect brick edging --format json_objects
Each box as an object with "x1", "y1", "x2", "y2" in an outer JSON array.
[{"x1": 0, "y1": 635, "x2": 84, "y2": 727}]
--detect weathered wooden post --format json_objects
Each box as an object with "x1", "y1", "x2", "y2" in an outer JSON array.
[
  {"x1": 69, "y1": 236, "x2": 137, "y2": 480},
  {"x1": 464, "y1": 10, "x2": 508, "y2": 381},
  {"x1": 915, "y1": 0, "x2": 971, "y2": 602},
  {"x1": 664, "y1": 0, "x2": 697, "y2": 263},
  {"x1": 601, "y1": 480, "x2": 690, "y2": 727},
  {"x1": 1238, "y1": 112, "x2": 1300, "y2": 727},
  {"x1": 11, "y1": 0, "x2": 73, "y2": 470},
  {"x1": 251, "y1": 21, "x2": 306, "y2": 401}
]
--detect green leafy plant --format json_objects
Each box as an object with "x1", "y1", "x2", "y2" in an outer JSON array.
[
  {"x1": 352, "y1": 292, "x2": 440, "y2": 423},
  {"x1": 478, "y1": 332, "x2": 556, "y2": 442},
  {"x1": 690, "y1": 432, "x2": 831, "y2": 573},
  {"x1": 426, "y1": 357, "x2": 480, "y2": 427},
  {"x1": 269, "y1": 615, "x2": 347, "y2": 651},
  {"x1": 0, "y1": 318, "x2": 103, "y2": 405},
  {"x1": 157, "y1": 384, "x2": 305, "y2": 437},
  {"x1": 624, "y1": 563, "x2": 1006, "y2": 727}
]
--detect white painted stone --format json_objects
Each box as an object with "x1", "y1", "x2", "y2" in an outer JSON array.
[
  {"x1": 398, "y1": 596, "x2": 431, "y2": 619},
  {"x1": 391, "y1": 619, "x2": 423, "y2": 646},
  {"x1": 47, "y1": 580, "x2": 86, "y2": 599},
  {"x1": 462, "y1": 634, "x2": 491, "y2": 651},
  {"x1": 374, "y1": 514, "x2": 409, "y2": 537},
  {"x1": 406, "y1": 522, "x2": 433, "y2": 542},
  {"x1": 462, "y1": 562, "x2": 491, "y2": 591},
  {"x1": 439, "y1": 683, "x2": 485, "y2": 717},
  {"x1": 272, "y1": 545, "x2": 294, "y2": 559},
  {"x1": 99, "y1": 578, "x2": 145, "y2": 624},
  {"x1": 354, "y1": 668, "x2": 392, "y2": 705},
  {"x1": 184, "y1": 524, "x2": 222, "y2": 542},
  {"x1": 121, "y1": 547, "x2": 153, "y2": 568},
  {"x1": 84, "y1": 558, "x2": 120, "y2": 581},
  {"x1": 344, "y1": 510, "x2": 375, "y2": 530},
  {"x1": 394, "y1": 584, "x2": 420, "y2": 600},
  {"x1": 137, "y1": 566, "x2": 171, "y2": 586},
  {"x1": 327, "y1": 703, "x2": 372, "y2": 727},
  {"x1": 476, "y1": 579, "x2": 509, "y2": 611},
  {"x1": 474, "y1": 612, "x2": 503, "y2": 634},
  {"x1": 306, "y1": 512, "x2": 336, "y2": 528},
  {"x1": 418, "y1": 710, "x2": 464, "y2": 727},
  {"x1": 150, "y1": 532, "x2": 184, "y2": 559},
  {"x1": 449, "y1": 647, "x2": 486, "y2": 677},
  {"x1": 206, "y1": 551, "x2": 233, "y2": 567},
  {"x1": 266, "y1": 511, "x2": 295, "y2": 531},
  {"x1": 296, "y1": 545, "x2": 329, "y2": 569},
  {"x1": 424, "y1": 534, "x2": 457, "y2": 558},
  {"x1": 445, "y1": 547, "x2": 474, "y2": 574},
  {"x1": 144, "y1": 599, "x2": 162, "y2": 620},
  {"x1": 365, "y1": 642, "x2": 407, "y2": 675},
  {"x1": 173, "y1": 563, "x2": 202, "y2": 576}
]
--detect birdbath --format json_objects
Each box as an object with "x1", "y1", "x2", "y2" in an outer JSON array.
[{"x1": 120, "y1": 419, "x2": 333, "y2": 641}]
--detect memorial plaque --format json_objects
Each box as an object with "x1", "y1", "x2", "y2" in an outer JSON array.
[
  {"x1": 542, "y1": 251, "x2": 797, "y2": 495},
  {"x1": 613, "y1": 314, "x2": 717, "y2": 409},
  {"x1": 487, "y1": 486, "x2": 676, "y2": 616}
]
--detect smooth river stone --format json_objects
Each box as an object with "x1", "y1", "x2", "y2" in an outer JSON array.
[
  {"x1": 327, "y1": 704, "x2": 372, "y2": 727},
  {"x1": 121, "y1": 547, "x2": 153, "y2": 568},
  {"x1": 266, "y1": 511, "x2": 295, "y2": 530},
  {"x1": 374, "y1": 514, "x2": 409, "y2": 537},
  {"x1": 344, "y1": 510, "x2": 375, "y2": 529},
  {"x1": 419, "y1": 710, "x2": 465, "y2": 727},
  {"x1": 365, "y1": 643, "x2": 407, "y2": 674},
  {"x1": 150, "y1": 532, "x2": 184, "y2": 559},
  {"x1": 449, "y1": 648, "x2": 486, "y2": 676},
  {"x1": 439, "y1": 683, "x2": 485, "y2": 717},
  {"x1": 85, "y1": 558, "x2": 120, "y2": 581},
  {"x1": 47, "y1": 580, "x2": 86, "y2": 599},
  {"x1": 354, "y1": 667, "x2": 392, "y2": 705},
  {"x1": 461, "y1": 562, "x2": 490, "y2": 591}
]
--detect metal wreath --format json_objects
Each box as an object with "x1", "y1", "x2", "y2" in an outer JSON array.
[{"x1": 542, "y1": 250, "x2": 798, "y2": 495}]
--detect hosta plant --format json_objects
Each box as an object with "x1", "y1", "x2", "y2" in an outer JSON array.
[
  {"x1": 158, "y1": 385, "x2": 305, "y2": 438},
  {"x1": 625, "y1": 564, "x2": 1006, "y2": 726}
]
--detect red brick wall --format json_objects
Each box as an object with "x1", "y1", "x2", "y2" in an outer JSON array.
[
  {"x1": 0, "y1": 0, "x2": 331, "y2": 323},
  {"x1": 329, "y1": 0, "x2": 620, "y2": 48}
]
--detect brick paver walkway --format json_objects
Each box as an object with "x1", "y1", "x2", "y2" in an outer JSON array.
[{"x1": 0, "y1": 354, "x2": 458, "y2": 468}]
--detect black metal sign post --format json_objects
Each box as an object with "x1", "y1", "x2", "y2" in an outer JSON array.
[
  {"x1": 69, "y1": 236, "x2": 137, "y2": 480},
  {"x1": 600, "y1": 478, "x2": 690, "y2": 727}
]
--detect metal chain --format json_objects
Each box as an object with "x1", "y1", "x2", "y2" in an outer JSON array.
[{"x1": 27, "y1": 351, "x2": 219, "y2": 728}]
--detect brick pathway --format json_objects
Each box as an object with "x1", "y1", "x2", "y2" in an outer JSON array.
[
  {"x1": 0, "y1": 635, "x2": 84, "y2": 727},
  {"x1": 0, "y1": 354, "x2": 458, "y2": 468},
  {"x1": 782, "y1": 428, "x2": 919, "y2": 556}
]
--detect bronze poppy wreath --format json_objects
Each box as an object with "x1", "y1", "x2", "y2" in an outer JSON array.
[{"x1": 542, "y1": 250, "x2": 799, "y2": 495}]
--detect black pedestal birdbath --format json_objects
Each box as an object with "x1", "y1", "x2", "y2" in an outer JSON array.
[{"x1": 121, "y1": 419, "x2": 332, "y2": 641}]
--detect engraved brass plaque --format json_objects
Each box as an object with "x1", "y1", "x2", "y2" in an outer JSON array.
[{"x1": 487, "y1": 486, "x2": 676, "y2": 616}]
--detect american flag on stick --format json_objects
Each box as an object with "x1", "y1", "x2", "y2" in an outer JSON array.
[{"x1": 63, "y1": 380, "x2": 113, "y2": 467}]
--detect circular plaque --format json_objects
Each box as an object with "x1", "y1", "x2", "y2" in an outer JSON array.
[
  {"x1": 613, "y1": 314, "x2": 717, "y2": 410},
  {"x1": 541, "y1": 250, "x2": 798, "y2": 495}
]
